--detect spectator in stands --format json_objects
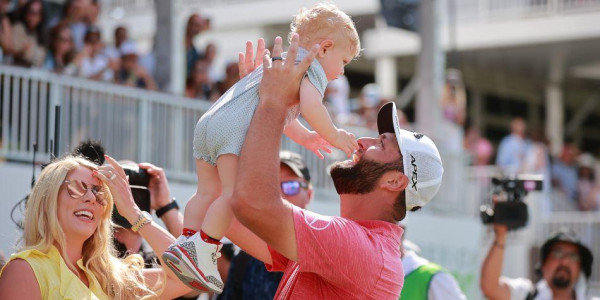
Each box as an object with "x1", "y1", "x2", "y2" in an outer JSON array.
[
  {"x1": 358, "y1": 83, "x2": 383, "y2": 130},
  {"x1": 185, "y1": 13, "x2": 209, "y2": 77},
  {"x1": 400, "y1": 239, "x2": 466, "y2": 299},
  {"x1": 576, "y1": 153, "x2": 599, "y2": 211},
  {"x1": 44, "y1": 22, "x2": 82, "y2": 75},
  {"x1": 105, "y1": 25, "x2": 129, "y2": 60},
  {"x1": 203, "y1": 42, "x2": 219, "y2": 82},
  {"x1": 523, "y1": 128, "x2": 552, "y2": 212},
  {"x1": 214, "y1": 61, "x2": 239, "y2": 97},
  {"x1": 464, "y1": 127, "x2": 494, "y2": 166},
  {"x1": 114, "y1": 41, "x2": 157, "y2": 90},
  {"x1": 0, "y1": 155, "x2": 193, "y2": 298},
  {"x1": 184, "y1": 58, "x2": 214, "y2": 100},
  {"x1": 325, "y1": 75, "x2": 351, "y2": 124},
  {"x1": 220, "y1": 150, "x2": 314, "y2": 299},
  {"x1": 481, "y1": 226, "x2": 594, "y2": 300},
  {"x1": 10, "y1": 0, "x2": 46, "y2": 67},
  {"x1": 83, "y1": 0, "x2": 99, "y2": 27},
  {"x1": 62, "y1": 0, "x2": 93, "y2": 51},
  {"x1": 441, "y1": 69, "x2": 466, "y2": 127},
  {"x1": 496, "y1": 117, "x2": 530, "y2": 175},
  {"x1": 440, "y1": 69, "x2": 466, "y2": 152},
  {"x1": 551, "y1": 142, "x2": 579, "y2": 202},
  {"x1": 0, "y1": 0, "x2": 14, "y2": 62},
  {"x1": 79, "y1": 26, "x2": 116, "y2": 81}
]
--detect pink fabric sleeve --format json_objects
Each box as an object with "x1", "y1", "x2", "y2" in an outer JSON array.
[
  {"x1": 291, "y1": 206, "x2": 380, "y2": 288},
  {"x1": 264, "y1": 245, "x2": 290, "y2": 272}
]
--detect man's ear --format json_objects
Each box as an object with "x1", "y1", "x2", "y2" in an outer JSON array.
[
  {"x1": 379, "y1": 171, "x2": 408, "y2": 192},
  {"x1": 319, "y1": 39, "x2": 334, "y2": 57}
]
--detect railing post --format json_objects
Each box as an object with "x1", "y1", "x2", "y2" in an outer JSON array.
[
  {"x1": 138, "y1": 98, "x2": 150, "y2": 163},
  {"x1": 48, "y1": 80, "x2": 62, "y2": 158},
  {"x1": 1, "y1": 70, "x2": 10, "y2": 156}
]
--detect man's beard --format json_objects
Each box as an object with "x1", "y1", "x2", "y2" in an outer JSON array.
[
  {"x1": 551, "y1": 266, "x2": 572, "y2": 289},
  {"x1": 330, "y1": 157, "x2": 407, "y2": 221},
  {"x1": 329, "y1": 158, "x2": 402, "y2": 195}
]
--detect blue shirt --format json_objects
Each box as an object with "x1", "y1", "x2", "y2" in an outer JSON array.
[
  {"x1": 496, "y1": 134, "x2": 530, "y2": 175},
  {"x1": 219, "y1": 251, "x2": 282, "y2": 300}
]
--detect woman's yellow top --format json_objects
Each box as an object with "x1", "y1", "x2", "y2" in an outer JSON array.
[{"x1": 0, "y1": 245, "x2": 109, "y2": 299}]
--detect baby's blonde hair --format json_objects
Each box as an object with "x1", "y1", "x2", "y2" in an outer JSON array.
[
  {"x1": 289, "y1": 2, "x2": 361, "y2": 57},
  {"x1": 21, "y1": 155, "x2": 162, "y2": 299}
]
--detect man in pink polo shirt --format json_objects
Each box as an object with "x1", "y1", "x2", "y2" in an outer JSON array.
[{"x1": 221, "y1": 34, "x2": 444, "y2": 299}]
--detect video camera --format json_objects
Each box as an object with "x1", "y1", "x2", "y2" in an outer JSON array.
[{"x1": 480, "y1": 175, "x2": 543, "y2": 230}]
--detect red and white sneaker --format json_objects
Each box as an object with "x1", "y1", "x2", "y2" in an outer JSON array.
[{"x1": 162, "y1": 233, "x2": 224, "y2": 293}]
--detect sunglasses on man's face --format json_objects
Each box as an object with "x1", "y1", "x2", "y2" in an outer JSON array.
[
  {"x1": 63, "y1": 179, "x2": 107, "y2": 205},
  {"x1": 549, "y1": 249, "x2": 581, "y2": 263},
  {"x1": 280, "y1": 180, "x2": 308, "y2": 196}
]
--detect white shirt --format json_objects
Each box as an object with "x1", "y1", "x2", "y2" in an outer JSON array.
[
  {"x1": 402, "y1": 249, "x2": 467, "y2": 300},
  {"x1": 504, "y1": 277, "x2": 589, "y2": 300}
]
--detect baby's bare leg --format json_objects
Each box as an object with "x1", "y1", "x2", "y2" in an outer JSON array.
[
  {"x1": 201, "y1": 154, "x2": 238, "y2": 239},
  {"x1": 183, "y1": 159, "x2": 222, "y2": 231}
]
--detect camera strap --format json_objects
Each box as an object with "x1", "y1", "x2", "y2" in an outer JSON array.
[{"x1": 525, "y1": 288, "x2": 538, "y2": 300}]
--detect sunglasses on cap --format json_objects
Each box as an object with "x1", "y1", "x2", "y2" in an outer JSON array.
[
  {"x1": 62, "y1": 179, "x2": 107, "y2": 205},
  {"x1": 280, "y1": 180, "x2": 308, "y2": 196}
]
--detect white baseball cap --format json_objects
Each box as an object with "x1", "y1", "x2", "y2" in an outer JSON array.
[{"x1": 377, "y1": 102, "x2": 444, "y2": 210}]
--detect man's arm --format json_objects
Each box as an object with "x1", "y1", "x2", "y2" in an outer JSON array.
[
  {"x1": 480, "y1": 225, "x2": 511, "y2": 300},
  {"x1": 231, "y1": 34, "x2": 319, "y2": 261}
]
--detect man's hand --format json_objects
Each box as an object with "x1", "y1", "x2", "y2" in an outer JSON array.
[
  {"x1": 139, "y1": 162, "x2": 171, "y2": 210},
  {"x1": 238, "y1": 38, "x2": 266, "y2": 78},
  {"x1": 258, "y1": 34, "x2": 319, "y2": 110}
]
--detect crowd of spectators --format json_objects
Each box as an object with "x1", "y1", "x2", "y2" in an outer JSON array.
[{"x1": 0, "y1": 1, "x2": 234, "y2": 98}]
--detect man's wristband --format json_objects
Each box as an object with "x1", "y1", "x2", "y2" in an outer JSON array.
[{"x1": 156, "y1": 198, "x2": 179, "y2": 218}]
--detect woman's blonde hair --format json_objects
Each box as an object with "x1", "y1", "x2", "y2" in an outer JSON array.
[
  {"x1": 290, "y1": 2, "x2": 361, "y2": 57},
  {"x1": 21, "y1": 155, "x2": 160, "y2": 299}
]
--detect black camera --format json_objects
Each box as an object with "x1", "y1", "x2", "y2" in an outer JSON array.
[
  {"x1": 480, "y1": 175, "x2": 543, "y2": 230},
  {"x1": 112, "y1": 164, "x2": 151, "y2": 229}
]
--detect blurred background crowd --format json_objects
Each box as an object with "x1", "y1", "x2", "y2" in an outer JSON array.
[{"x1": 1, "y1": 0, "x2": 599, "y2": 298}]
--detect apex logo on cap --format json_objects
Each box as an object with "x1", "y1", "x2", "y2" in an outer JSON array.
[
  {"x1": 410, "y1": 154, "x2": 418, "y2": 190},
  {"x1": 413, "y1": 133, "x2": 424, "y2": 140}
]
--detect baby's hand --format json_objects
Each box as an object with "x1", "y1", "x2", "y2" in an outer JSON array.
[
  {"x1": 333, "y1": 129, "x2": 358, "y2": 158},
  {"x1": 302, "y1": 131, "x2": 332, "y2": 159}
]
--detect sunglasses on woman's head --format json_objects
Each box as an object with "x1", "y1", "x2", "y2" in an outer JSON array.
[
  {"x1": 63, "y1": 179, "x2": 107, "y2": 205},
  {"x1": 280, "y1": 180, "x2": 308, "y2": 196}
]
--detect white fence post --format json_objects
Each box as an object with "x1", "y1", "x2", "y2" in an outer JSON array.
[{"x1": 138, "y1": 98, "x2": 150, "y2": 163}]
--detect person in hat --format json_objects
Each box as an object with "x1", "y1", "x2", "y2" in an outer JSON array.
[
  {"x1": 481, "y1": 226, "x2": 594, "y2": 300},
  {"x1": 215, "y1": 35, "x2": 444, "y2": 298},
  {"x1": 219, "y1": 150, "x2": 314, "y2": 299}
]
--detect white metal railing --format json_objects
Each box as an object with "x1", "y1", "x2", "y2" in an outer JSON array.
[
  {"x1": 0, "y1": 64, "x2": 211, "y2": 182},
  {"x1": 0, "y1": 65, "x2": 470, "y2": 214}
]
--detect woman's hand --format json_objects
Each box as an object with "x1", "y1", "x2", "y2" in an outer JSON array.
[{"x1": 94, "y1": 155, "x2": 141, "y2": 224}]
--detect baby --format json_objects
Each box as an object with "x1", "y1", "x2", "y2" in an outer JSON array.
[{"x1": 163, "y1": 3, "x2": 361, "y2": 293}]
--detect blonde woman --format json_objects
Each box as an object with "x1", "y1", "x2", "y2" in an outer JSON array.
[{"x1": 0, "y1": 155, "x2": 192, "y2": 299}]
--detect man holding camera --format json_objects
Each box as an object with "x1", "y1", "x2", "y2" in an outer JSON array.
[{"x1": 481, "y1": 225, "x2": 594, "y2": 300}]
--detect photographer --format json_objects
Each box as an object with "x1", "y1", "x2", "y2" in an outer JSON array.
[{"x1": 480, "y1": 226, "x2": 594, "y2": 300}]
